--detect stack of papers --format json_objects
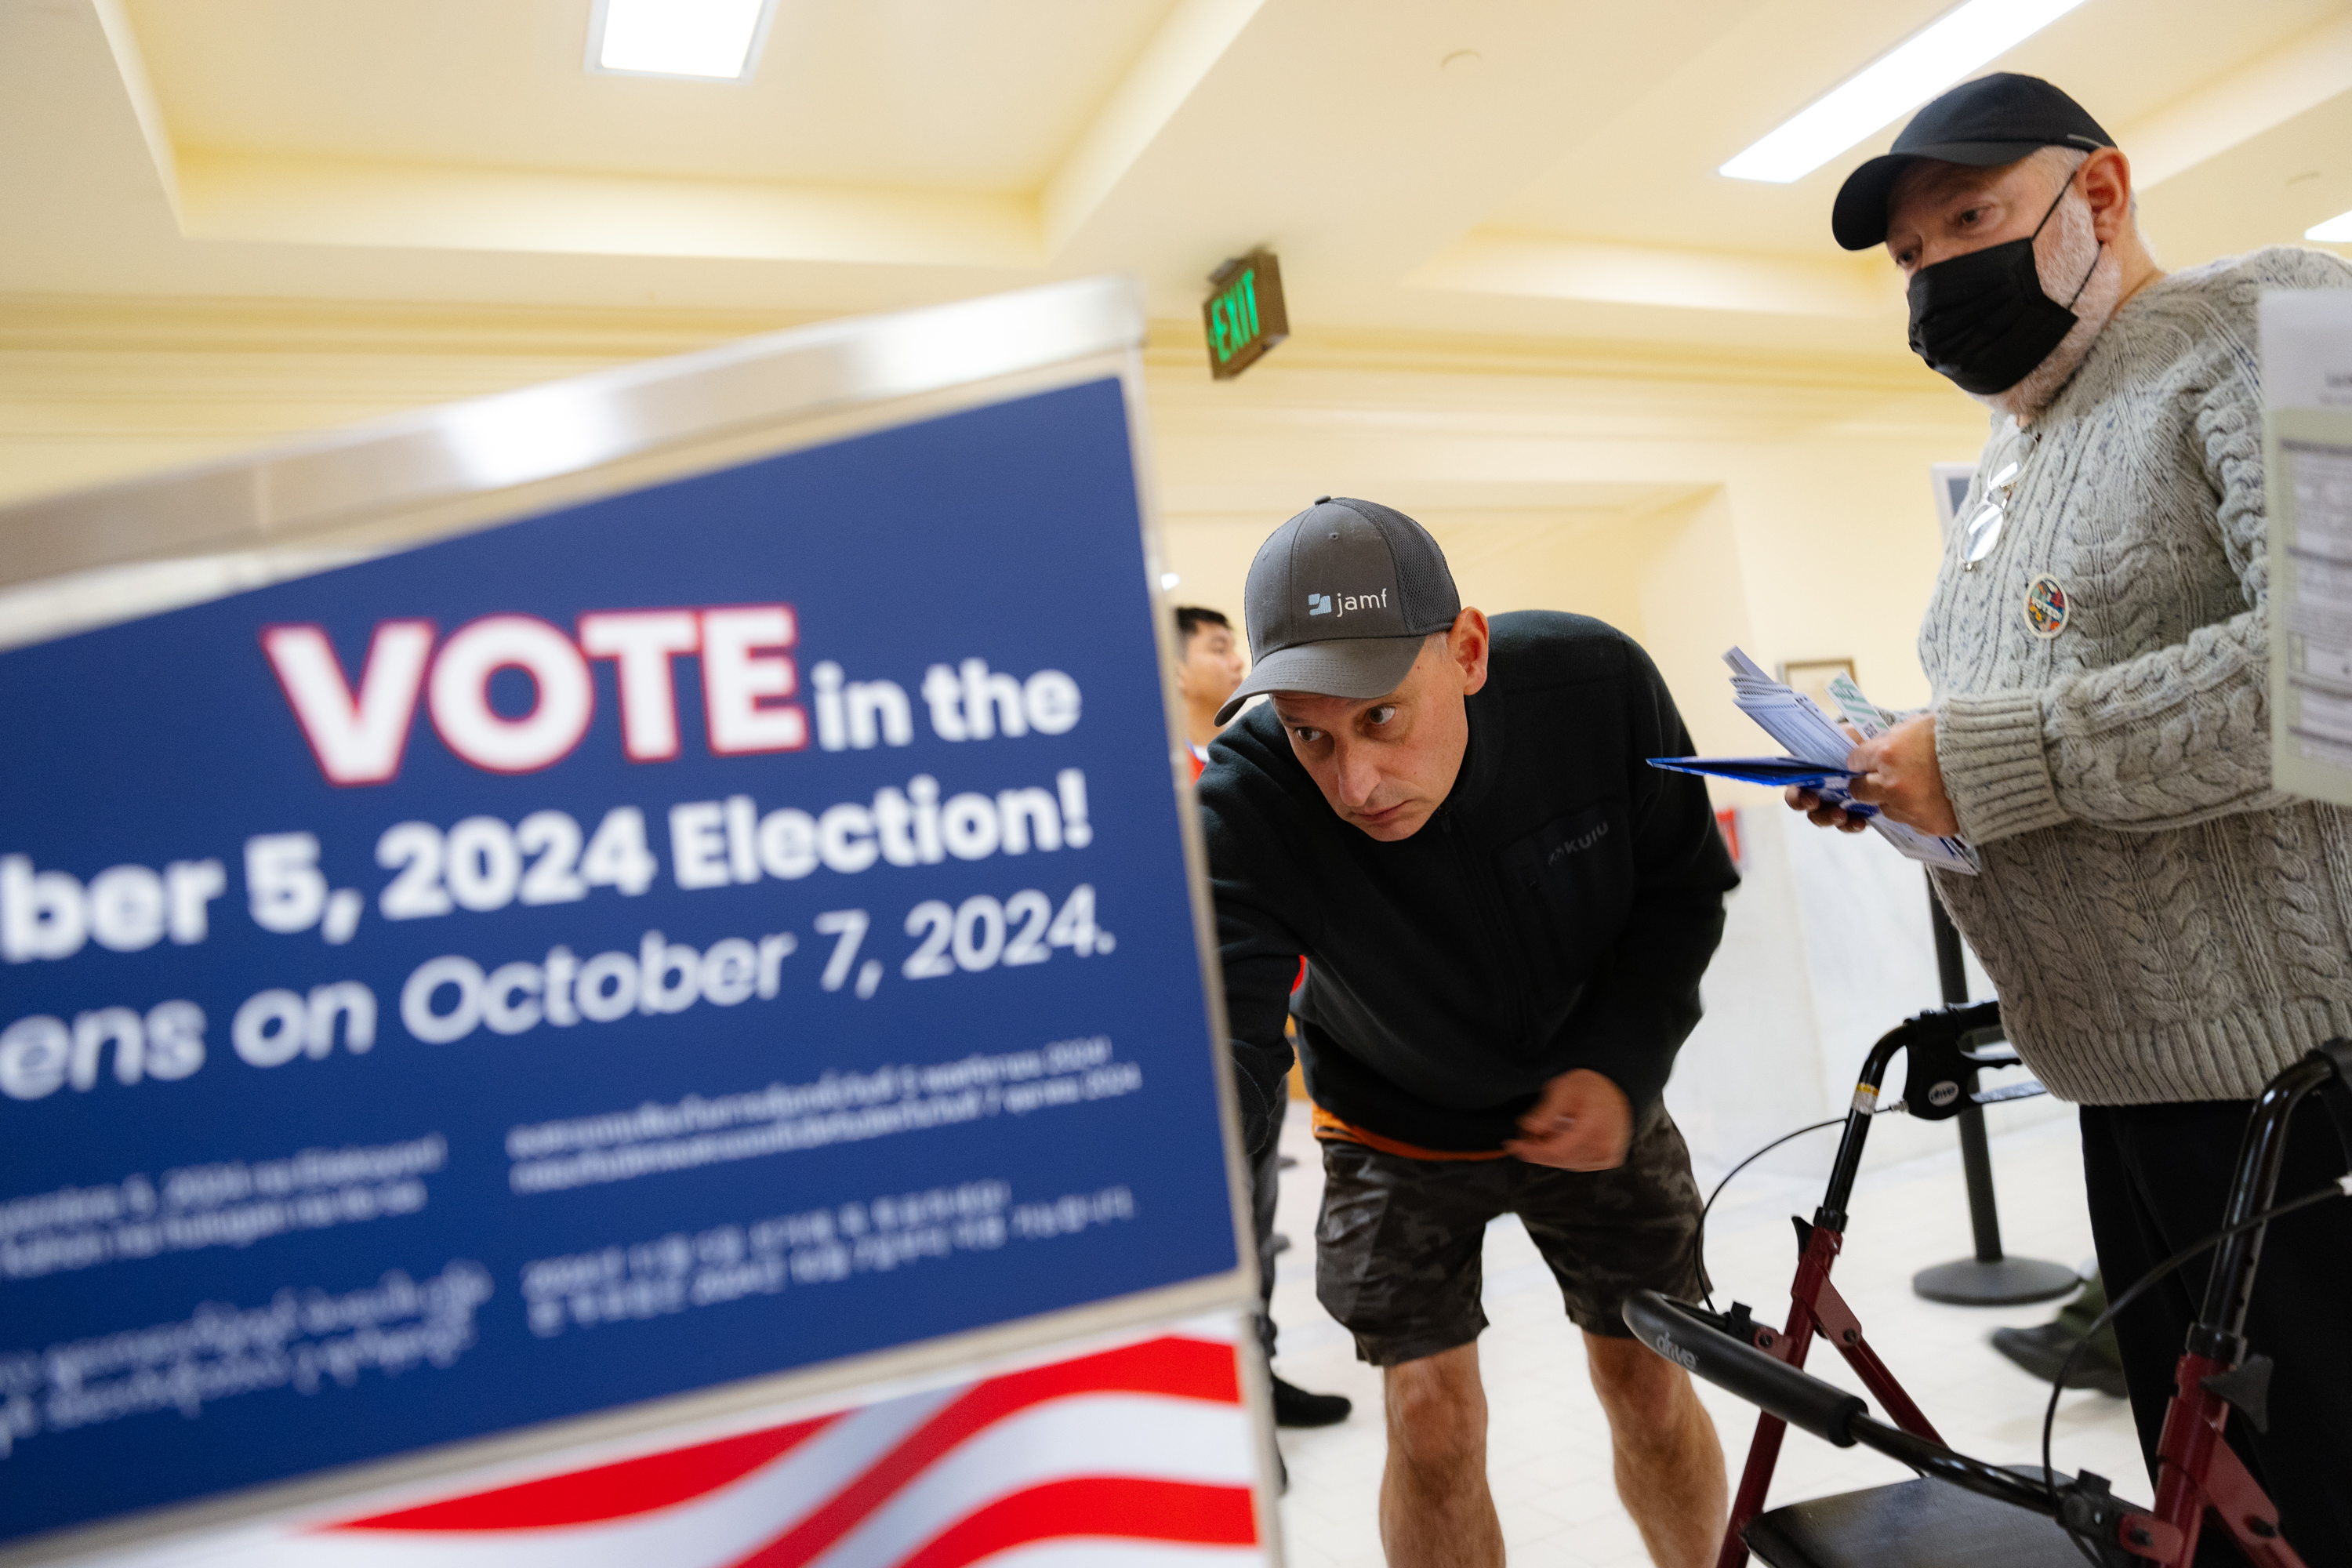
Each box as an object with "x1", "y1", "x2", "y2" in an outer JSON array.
[{"x1": 1647, "y1": 648, "x2": 1979, "y2": 874}]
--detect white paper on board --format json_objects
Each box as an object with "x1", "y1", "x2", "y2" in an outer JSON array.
[
  {"x1": 2261, "y1": 289, "x2": 2352, "y2": 412},
  {"x1": 2263, "y1": 289, "x2": 2352, "y2": 806}
]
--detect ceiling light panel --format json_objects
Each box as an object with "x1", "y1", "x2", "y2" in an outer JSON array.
[
  {"x1": 589, "y1": 0, "x2": 777, "y2": 81},
  {"x1": 1720, "y1": 0, "x2": 2092, "y2": 184},
  {"x1": 2310, "y1": 209, "x2": 2352, "y2": 242}
]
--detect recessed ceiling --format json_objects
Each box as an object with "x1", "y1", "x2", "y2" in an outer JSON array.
[
  {"x1": 2, "y1": 0, "x2": 2345, "y2": 355},
  {"x1": 2140, "y1": 89, "x2": 2352, "y2": 266},
  {"x1": 125, "y1": 0, "x2": 1184, "y2": 191},
  {"x1": 1490, "y1": 0, "x2": 2349, "y2": 260}
]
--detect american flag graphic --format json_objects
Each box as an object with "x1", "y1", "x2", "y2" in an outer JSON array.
[{"x1": 110, "y1": 1321, "x2": 1272, "y2": 1568}]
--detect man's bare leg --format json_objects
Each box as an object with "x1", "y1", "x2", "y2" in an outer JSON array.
[
  {"x1": 1379, "y1": 1342, "x2": 1503, "y2": 1568},
  {"x1": 1584, "y1": 1331, "x2": 1727, "y2": 1568}
]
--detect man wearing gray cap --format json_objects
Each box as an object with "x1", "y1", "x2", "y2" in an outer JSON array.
[
  {"x1": 1199, "y1": 497, "x2": 1738, "y2": 1566},
  {"x1": 1791, "y1": 72, "x2": 2352, "y2": 1560}
]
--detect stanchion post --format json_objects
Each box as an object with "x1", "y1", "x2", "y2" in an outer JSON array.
[{"x1": 1912, "y1": 876, "x2": 2080, "y2": 1305}]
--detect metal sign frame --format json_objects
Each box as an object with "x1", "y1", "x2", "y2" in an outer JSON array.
[{"x1": 0, "y1": 277, "x2": 1262, "y2": 1564}]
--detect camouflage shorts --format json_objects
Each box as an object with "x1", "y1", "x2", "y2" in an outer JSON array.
[{"x1": 1313, "y1": 1106, "x2": 1708, "y2": 1366}]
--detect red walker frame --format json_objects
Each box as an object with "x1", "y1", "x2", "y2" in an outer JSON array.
[{"x1": 1690, "y1": 1003, "x2": 2348, "y2": 1567}]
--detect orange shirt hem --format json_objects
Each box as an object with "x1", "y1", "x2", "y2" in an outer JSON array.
[{"x1": 1308, "y1": 1103, "x2": 1510, "y2": 1162}]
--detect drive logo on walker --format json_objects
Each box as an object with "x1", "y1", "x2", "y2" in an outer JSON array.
[{"x1": 0, "y1": 378, "x2": 1238, "y2": 1549}]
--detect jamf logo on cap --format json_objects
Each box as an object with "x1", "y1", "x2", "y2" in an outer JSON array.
[{"x1": 1305, "y1": 589, "x2": 1388, "y2": 619}]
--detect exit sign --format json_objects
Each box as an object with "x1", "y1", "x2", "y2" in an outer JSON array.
[{"x1": 1203, "y1": 250, "x2": 1287, "y2": 379}]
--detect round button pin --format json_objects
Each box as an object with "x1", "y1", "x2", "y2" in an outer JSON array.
[{"x1": 2023, "y1": 575, "x2": 2070, "y2": 639}]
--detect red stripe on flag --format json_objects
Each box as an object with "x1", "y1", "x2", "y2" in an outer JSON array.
[
  {"x1": 731, "y1": 1336, "x2": 1240, "y2": 1567},
  {"x1": 898, "y1": 1477, "x2": 1260, "y2": 1568},
  {"x1": 336, "y1": 1416, "x2": 837, "y2": 1532}
]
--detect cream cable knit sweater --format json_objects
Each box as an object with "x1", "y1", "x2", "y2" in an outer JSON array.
[{"x1": 1925, "y1": 245, "x2": 2352, "y2": 1105}]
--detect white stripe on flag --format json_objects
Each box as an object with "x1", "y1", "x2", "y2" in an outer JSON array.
[
  {"x1": 278, "y1": 1388, "x2": 960, "y2": 1568},
  {"x1": 808, "y1": 1393, "x2": 1255, "y2": 1568}
]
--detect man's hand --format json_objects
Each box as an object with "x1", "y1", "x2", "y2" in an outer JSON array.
[
  {"x1": 1783, "y1": 713, "x2": 1959, "y2": 837},
  {"x1": 1504, "y1": 1068, "x2": 1632, "y2": 1171}
]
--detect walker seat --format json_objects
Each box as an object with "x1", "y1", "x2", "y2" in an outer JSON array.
[{"x1": 1745, "y1": 1475, "x2": 2089, "y2": 1567}]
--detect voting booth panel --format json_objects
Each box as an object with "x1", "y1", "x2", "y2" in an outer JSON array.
[{"x1": 0, "y1": 279, "x2": 1263, "y2": 1562}]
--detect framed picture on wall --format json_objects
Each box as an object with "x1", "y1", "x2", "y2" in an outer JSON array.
[
  {"x1": 1931, "y1": 461, "x2": 1976, "y2": 543},
  {"x1": 1777, "y1": 656, "x2": 1857, "y2": 717}
]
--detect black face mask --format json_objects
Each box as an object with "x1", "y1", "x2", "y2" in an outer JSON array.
[{"x1": 1906, "y1": 179, "x2": 2100, "y2": 396}]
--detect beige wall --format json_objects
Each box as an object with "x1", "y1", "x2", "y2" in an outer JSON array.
[
  {"x1": 1, "y1": 302, "x2": 1991, "y2": 723},
  {"x1": 1158, "y1": 504, "x2": 1658, "y2": 654},
  {"x1": 0, "y1": 296, "x2": 2010, "y2": 1167},
  {"x1": 0, "y1": 297, "x2": 816, "y2": 507},
  {"x1": 1146, "y1": 332, "x2": 1987, "y2": 729}
]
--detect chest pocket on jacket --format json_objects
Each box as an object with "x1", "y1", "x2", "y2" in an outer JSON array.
[{"x1": 1497, "y1": 801, "x2": 1635, "y2": 970}]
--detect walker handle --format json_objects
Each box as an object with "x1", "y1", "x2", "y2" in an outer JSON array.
[{"x1": 1621, "y1": 1290, "x2": 1864, "y2": 1447}]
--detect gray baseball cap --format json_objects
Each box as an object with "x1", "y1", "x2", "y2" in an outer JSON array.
[{"x1": 1214, "y1": 496, "x2": 1461, "y2": 724}]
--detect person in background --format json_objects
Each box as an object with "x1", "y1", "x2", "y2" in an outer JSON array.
[
  {"x1": 1175, "y1": 604, "x2": 1249, "y2": 772},
  {"x1": 1993, "y1": 1269, "x2": 2127, "y2": 1400},
  {"x1": 1791, "y1": 71, "x2": 2352, "y2": 1559},
  {"x1": 1201, "y1": 500, "x2": 1737, "y2": 1568},
  {"x1": 1174, "y1": 603, "x2": 1352, "y2": 1435}
]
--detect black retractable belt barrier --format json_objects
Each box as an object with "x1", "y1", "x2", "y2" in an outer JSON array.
[{"x1": 1911, "y1": 875, "x2": 2080, "y2": 1306}]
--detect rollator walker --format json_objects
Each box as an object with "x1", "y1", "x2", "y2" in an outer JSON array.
[{"x1": 1632, "y1": 1001, "x2": 2352, "y2": 1567}]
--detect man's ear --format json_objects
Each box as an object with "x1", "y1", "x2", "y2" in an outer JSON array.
[
  {"x1": 1451, "y1": 608, "x2": 1491, "y2": 696},
  {"x1": 2080, "y1": 147, "x2": 2133, "y2": 244}
]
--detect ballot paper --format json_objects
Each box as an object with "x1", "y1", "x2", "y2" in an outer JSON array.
[
  {"x1": 2262, "y1": 289, "x2": 2352, "y2": 412},
  {"x1": 1715, "y1": 648, "x2": 1979, "y2": 873},
  {"x1": 1824, "y1": 671, "x2": 1901, "y2": 735},
  {"x1": 2263, "y1": 289, "x2": 2352, "y2": 808}
]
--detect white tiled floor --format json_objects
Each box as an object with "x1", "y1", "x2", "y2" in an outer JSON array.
[{"x1": 1265, "y1": 1106, "x2": 2144, "y2": 1567}]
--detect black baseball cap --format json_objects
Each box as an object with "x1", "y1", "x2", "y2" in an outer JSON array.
[
  {"x1": 1214, "y1": 497, "x2": 1461, "y2": 724},
  {"x1": 1831, "y1": 73, "x2": 2116, "y2": 251}
]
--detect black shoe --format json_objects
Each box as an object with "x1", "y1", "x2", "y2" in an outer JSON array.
[
  {"x1": 1992, "y1": 1323, "x2": 2129, "y2": 1399},
  {"x1": 1272, "y1": 1374, "x2": 1352, "y2": 1428}
]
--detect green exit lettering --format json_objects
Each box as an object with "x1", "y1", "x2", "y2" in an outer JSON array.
[
  {"x1": 1201, "y1": 250, "x2": 1287, "y2": 380},
  {"x1": 1209, "y1": 270, "x2": 1261, "y2": 365}
]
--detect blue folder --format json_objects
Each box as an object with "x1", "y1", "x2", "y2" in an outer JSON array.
[{"x1": 1646, "y1": 756, "x2": 1878, "y2": 815}]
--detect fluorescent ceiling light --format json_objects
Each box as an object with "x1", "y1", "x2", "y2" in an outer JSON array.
[
  {"x1": 1721, "y1": 0, "x2": 2092, "y2": 183},
  {"x1": 2310, "y1": 209, "x2": 2352, "y2": 242},
  {"x1": 589, "y1": 0, "x2": 775, "y2": 81},
  {"x1": 1160, "y1": 572, "x2": 1182, "y2": 590}
]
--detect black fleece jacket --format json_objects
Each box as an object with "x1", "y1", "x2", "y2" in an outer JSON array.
[{"x1": 1200, "y1": 612, "x2": 1738, "y2": 1160}]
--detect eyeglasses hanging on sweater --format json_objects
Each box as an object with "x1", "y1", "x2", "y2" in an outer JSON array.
[{"x1": 1959, "y1": 422, "x2": 2042, "y2": 568}]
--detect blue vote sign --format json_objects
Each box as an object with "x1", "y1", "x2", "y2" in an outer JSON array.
[{"x1": 0, "y1": 365, "x2": 1242, "y2": 1551}]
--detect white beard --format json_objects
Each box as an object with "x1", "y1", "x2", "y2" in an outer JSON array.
[{"x1": 1980, "y1": 188, "x2": 2124, "y2": 423}]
